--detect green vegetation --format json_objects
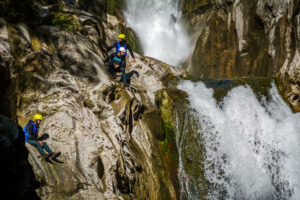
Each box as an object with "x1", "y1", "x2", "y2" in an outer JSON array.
[
  {"x1": 122, "y1": 27, "x2": 144, "y2": 55},
  {"x1": 52, "y1": 14, "x2": 79, "y2": 32},
  {"x1": 155, "y1": 89, "x2": 180, "y2": 198},
  {"x1": 106, "y1": 0, "x2": 124, "y2": 16}
]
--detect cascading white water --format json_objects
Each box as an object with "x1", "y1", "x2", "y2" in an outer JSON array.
[
  {"x1": 123, "y1": 0, "x2": 192, "y2": 66},
  {"x1": 178, "y1": 81, "x2": 300, "y2": 200}
]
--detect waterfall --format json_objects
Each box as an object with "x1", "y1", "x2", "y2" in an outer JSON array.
[
  {"x1": 178, "y1": 80, "x2": 300, "y2": 200},
  {"x1": 123, "y1": 0, "x2": 192, "y2": 66}
]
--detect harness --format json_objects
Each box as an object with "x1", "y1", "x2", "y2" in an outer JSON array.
[
  {"x1": 116, "y1": 42, "x2": 127, "y2": 56},
  {"x1": 23, "y1": 121, "x2": 38, "y2": 142}
]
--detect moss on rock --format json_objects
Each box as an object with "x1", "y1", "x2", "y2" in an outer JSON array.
[
  {"x1": 52, "y1": 13, "x2": 79, "y2": 32},
  {"x1": 106, "y1": 0, "x2": 124, "y2": 18},
  {"x1": 121, "y1": 26, "x2": 144, "y2": 55},
  {"x1": 155, "y1": 89, "x2": 180, "y2": 199}
]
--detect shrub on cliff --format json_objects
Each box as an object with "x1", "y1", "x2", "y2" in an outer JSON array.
[{"x1": 52, "y1": 13, "x2": 79, "y2": 32}]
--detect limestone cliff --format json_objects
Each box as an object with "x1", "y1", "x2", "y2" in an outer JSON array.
[
  {"x1": 0, "y1": 0, "x2": 183, "y2": 199},
  {"x1": 181, "y1": 0, "x2": 300, "y2": 110}
]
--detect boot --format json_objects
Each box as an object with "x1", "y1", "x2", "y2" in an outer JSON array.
[
  {"x1": 122, "y1": 82, "x2": 129, "y2": 87},
  {"x1": 51, "y1": 152, "x2": 61, "y2": 159},
  {"x1": 43, "y1": 153, "x2": 51, "y2": 161}
]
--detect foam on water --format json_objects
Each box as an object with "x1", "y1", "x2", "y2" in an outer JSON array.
[
  {"x1": 178, "y1": 81, "x2": 300, "y2": 200},
  {"x1": 123, "y1": 0, "x2": 192, "y2": 66}
]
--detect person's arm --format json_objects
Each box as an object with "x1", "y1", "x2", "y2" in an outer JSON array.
[
  {"x1": 126, "y1": 44, "x2": 135, "y2": 59},
  {"x1": 126, "y1": 44, "x2": 136, "y2": 62},
  {"x1": 27, "y1": 124, "x2": 38, "y2": 141},
  {"x1": 107, "y1": 42, "x2": 117, "y2": 52}
]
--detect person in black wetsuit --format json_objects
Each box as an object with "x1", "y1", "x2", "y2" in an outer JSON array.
[
  {"x1": 104, "y1": 34, "x2": 136, "y2": 66},
  {"x1": 105, "y1": 47, "x2": 127, "y2": 80},
  {"x1": 105, "y1": 47, "x2": 139, "y2": 86}
]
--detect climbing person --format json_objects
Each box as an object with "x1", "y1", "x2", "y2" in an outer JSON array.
[
  {"x1": 24, "y1": 114, "x2": 61, "y2": 161},
  {"x1": 104, "y1": 34, "x2": 136, "y2": 65},
  {"x1": 105, "y1": 46, "x2": 127, "y2": 80},
  {"x1": 105, "y1": 47, "x2": 139, "y2": 86}
]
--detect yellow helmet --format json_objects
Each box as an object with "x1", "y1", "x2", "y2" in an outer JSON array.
[
  {"x1": 34, "y1": 114, "x2": 43, "y2": 121},
  {"x1": 118, "y1": 34, "x2": 126, "y2": 40}
]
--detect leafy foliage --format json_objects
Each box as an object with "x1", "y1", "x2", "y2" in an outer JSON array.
[{"x1": 52, "y1": 13, "x2": 78, "y2": 32}]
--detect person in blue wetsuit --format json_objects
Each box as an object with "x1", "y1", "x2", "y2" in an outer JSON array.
[
  {"x1": 104, "y1": 34, "x2": 136, "y2": 67},
  {"x1": 24, "y1": 114, "x2": 61, "y2": 161}
]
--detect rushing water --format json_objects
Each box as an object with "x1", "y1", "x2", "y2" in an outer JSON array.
[
  {"x1": 123, "y1": 1, "x2": 300, "y2": 199},
  {"x1": 178, "y1": 81, "x2": 300, "y2": 200},
  {"x1": 123, "y1": 0, "x2": 192, "y2": 66}
]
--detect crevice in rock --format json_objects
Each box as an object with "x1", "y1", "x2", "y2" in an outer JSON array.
[
  {"x1": 292, "y1": 94, "x2": 299, "y2": 101},
  {"x1": 102, "y1": 85, "x2": 116, "y2": 103},
  {"x1": 255, "y1": 15, "x2": 265, "y2": 30},
  {"x1": 128, "y1": 100, "x2": 134, "y2": 135},
  {"x1": 0, "y1": 66, "x2": 13, "y2": 118},
  {"x1": 97, "y1": 156, "x2": 104, "y2": 179},
  {"x1": 132, "y1": 103, "x2": 146, "y2": 121},
  {"x1": 115, "y1": 160, "x2": 133, "y2": 194}
]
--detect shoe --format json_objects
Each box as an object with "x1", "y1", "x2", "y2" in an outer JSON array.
[
  {"x1": 51, "y1": 152, "x2": 61, "y2": 159},
  {"x1": 43, "y1": 153, "x2": 51, "y2": 161}
]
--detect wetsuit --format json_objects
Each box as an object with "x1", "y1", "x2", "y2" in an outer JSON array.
[
  {"x1": 105, "y1": 52, "x2": 127, "y2": 82},
  {"x1": 106, "y1": 40, "x2": 135, "y2": 68},
  {"x1": 24, "y1": 121, "x2": 52, "y2": 156},
  {"x1": 122, "y1": 70, "x2": 139, "y2": 84}
]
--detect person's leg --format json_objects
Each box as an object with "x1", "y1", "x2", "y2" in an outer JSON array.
[
  {"x1": 42, "y1": 142, "x2": 53, "y2": 154},
  {"x1": 106, "y1": 65, "x2": 113, "y2": 74},
  {"x1": 120, "y1": 67, "x2": 126, "y2": 82},
  {"x1": 107, "y1": 65, "x2": 117, "y2": 77},
  {"x1": 27, "y1": 140, "x2": 45, "y2": 155}
]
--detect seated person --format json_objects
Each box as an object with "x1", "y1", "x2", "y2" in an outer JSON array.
[
  {"x1": 24, "y1": 114, "x2": 61, "y2": 161},
  {"x1": 105, "y1": 47, "x2": 126, "y2": 80}
]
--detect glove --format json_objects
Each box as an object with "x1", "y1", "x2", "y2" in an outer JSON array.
[{"x1": 37, "y1": 133, "x2": 49, "y2": 141}]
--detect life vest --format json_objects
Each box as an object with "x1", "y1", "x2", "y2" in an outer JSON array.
[
  {"x1": 116, "y1": 42, "x2": 127, "y2": 56},
  {"x1": 110, "y1": 55, "x2": 122, "y2": 66},
  {"x1": 23, "y1": 121, "x2": 38, "y2": 142}
]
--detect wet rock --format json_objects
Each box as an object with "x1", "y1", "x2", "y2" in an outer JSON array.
[
  {"x1": 0, "y1": 3, "x2": 185, "y2": 198},
  {"x1": 181, "y1": 0, "x2": 300, "y2": 109}
]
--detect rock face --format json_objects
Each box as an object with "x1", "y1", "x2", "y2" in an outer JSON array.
[
  {"x1": 181, "y1": 0, "x2": 300, "y2": 109},
  {"x1": 0, "y1": 1, "x2": 184, "y2": 199},
  {"x1": 0, "y1": 115, "x2": 40, "y2": 200}
]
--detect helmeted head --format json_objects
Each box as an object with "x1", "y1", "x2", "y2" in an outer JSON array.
[
  {"x1": 33, "y1": 114, "x2": 43, "y2": 125},
  {"x1": 118, "y1": 47, "x2": 126, "y2": 56},
  {"x1": 118, "y1": 34, "x2": 126, "y2": 42}
]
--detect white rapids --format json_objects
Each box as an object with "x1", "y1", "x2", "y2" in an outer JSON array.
[
  {"x1": 178, "y1": 81, "x2": 300, "y2": 200},
  {"x1": 123, "y1": 0, "x2": 192, "y2": 66}
]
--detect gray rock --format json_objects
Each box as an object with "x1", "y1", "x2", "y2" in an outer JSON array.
[{"x1": 0, "y1": 4, "x2": 184, "y2": 198}]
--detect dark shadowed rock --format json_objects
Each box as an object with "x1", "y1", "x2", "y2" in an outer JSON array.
[{"x1": 0, "y1": 115, "x2": 40, "y2": 200}]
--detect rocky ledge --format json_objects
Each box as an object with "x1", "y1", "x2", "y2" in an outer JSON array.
[{"x1": 0, "y1": 1, "x2": 185, "y2": 199}]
